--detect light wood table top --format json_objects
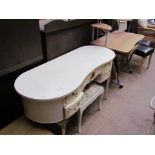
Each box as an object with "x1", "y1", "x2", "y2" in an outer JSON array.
[
  {"x1": 147, "y1": 24, "x2": 155, "y2": 30},
  {"x1": 91, "y1": 23, "x2": 112, "y2": 31},
  {"x1": 92, "y1": 30, "x2": 144, "y2": 54}
]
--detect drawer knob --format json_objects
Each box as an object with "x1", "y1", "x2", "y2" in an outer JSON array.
[{"x1": 72, "y1": 93, "x2": 77, "y2": 96}]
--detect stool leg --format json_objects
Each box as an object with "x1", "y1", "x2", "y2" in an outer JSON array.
[
  {"x1": 104, "y1": 77, "x2": 110, "y2": 100},
  {"x1": 98, "y1": 93, "x2": 104, "y2": 110},
  {"x1": 139, "y1": 57, "x2": 145, "y2": 73},
  {"x1": 77, "y1": 110, "x2": 83, "y2": 133},
  {"x1": 147, "y1": 53, "x2": 153, "y2": 69}
]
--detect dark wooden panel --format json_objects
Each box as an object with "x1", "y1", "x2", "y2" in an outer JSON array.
[
  {"x1": 0, "y1": 19, "x2": 43, "y2": 77},
  {"x1": 43, "y1": 19, "x2": 97, "y2": 60},
  {"x1": 0, "y1": 61, "x2": 43, "y2": 129},
  {"x1": 0, "y1": 19, "x2": 44, "y2": 129}
]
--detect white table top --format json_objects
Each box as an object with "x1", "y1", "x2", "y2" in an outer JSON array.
[{"x1": 14, "y1": 46, "x2": 115, "y2": 100}]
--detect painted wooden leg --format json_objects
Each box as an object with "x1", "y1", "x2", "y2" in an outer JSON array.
[
  {"x1": 104, "y1": 78, "x2": 110, "y2": 100},
  {"x1": 147, "y1": 54, "x2": 153, "y2": 69},
  {"x1": 57, "y1": 119, "x2": 68, "y2": 135},
  {"x1": 98, "y1": 92, "x2": 104, "y2": 111},
  {"x1": 77, "y1": 110, "x2": 83, "y2": 133}
]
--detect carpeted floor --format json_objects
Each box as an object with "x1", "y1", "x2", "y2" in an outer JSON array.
[{"x1": 65, "y1": 53, "x2": 155, "y2": 135}]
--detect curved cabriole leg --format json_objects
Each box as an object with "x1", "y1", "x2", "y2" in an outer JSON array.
[
  {"x1": 104, "y1": 78, "x2": 110, "y2": 100},
  {"x1": 57, "y1": 119, "x2": 68, "y2": 135},
  {"x1": 98, "y1": 92, "x2": 104, "y2": 111}
]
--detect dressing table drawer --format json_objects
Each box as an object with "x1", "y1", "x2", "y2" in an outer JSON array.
[
  {"x1": 101, "y1": 61, "x2": 112, "y2": 80},
  {"x1": 64, "y1": 87, "x2": 82, "y2": 106},
  {"x1": 64, "y1": 92, "x2": 84, "y2": 119},
  {"x1": 94, "y1": 66, "x2": 103, "y2": 78},
  {"x1": 102, "y1": 70, "x2": 111, "y2": 81},
  {"x1": 103, "y1": 61, "x2": 112, "y2": 72},
  {"x1": 83, "y1": 66, "x2": 103, "y2": 89}
]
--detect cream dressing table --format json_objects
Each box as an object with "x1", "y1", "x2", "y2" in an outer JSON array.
[{"x1": 14, "y1": 46, "x2": 115, "y2": 134}]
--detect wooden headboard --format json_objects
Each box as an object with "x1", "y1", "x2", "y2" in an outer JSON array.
[{"x1": 40, "y1": 19, "x2": 97, "y2": 60}]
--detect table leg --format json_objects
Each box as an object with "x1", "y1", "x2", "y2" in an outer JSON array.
[
  {"x1": 98, "y1": 91, "x2": 104, "y2": 110},
  {"x1": 120, "y1": 56, "x2": 133, "y2": 73},
  {"x1": 111, "y1": 61, "x2": 123, "y2": 88},
  {"x1": 105, "y1": 31, "x2": 108, "y2": 47},
  {"x1": 57, "y1": 119, "x2": 69, "y2": 135},
  {"x1": 126, "y1": 56, "x2": 133, "y2": 73},
  {"x1": 104, "y1": 77, "x2": 110, "y2": 99}
]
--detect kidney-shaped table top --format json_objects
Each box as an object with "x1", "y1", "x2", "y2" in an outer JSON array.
[{"x1": 14, "y1": 46, "x2": 115, "y2": 100}]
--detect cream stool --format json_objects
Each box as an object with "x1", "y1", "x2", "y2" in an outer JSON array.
[{"x1": 77, "y1": 83, "x2": 104, "y2": 133}]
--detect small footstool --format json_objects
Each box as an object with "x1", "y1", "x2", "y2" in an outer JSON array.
[{"x1": 77, "y1": 83, "x2": 104, "y2": 133}]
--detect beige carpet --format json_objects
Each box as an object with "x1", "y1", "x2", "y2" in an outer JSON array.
[
  {"x1": 65, "y1": 54, "x2": 155, "y2": 135},
  {"x1": 0, "y1": 116, "x2": 53, "y2": 135}
]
